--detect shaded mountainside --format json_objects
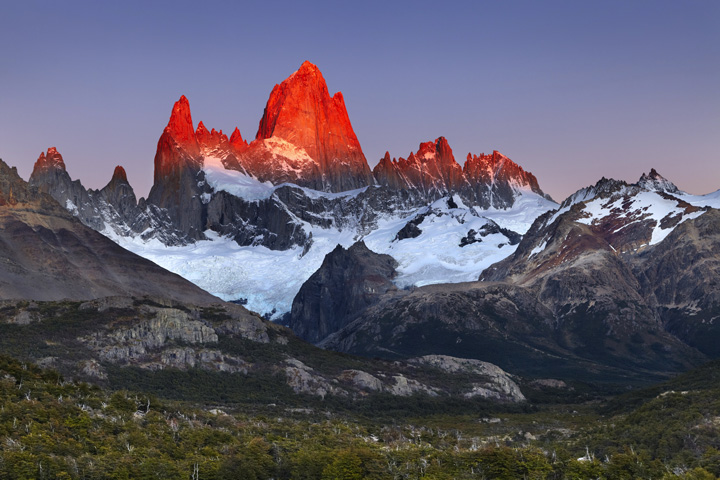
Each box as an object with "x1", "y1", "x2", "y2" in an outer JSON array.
[
  {"x1": 1, "y1": 159, "x2": 217, "y2": 305},
  {"x1": 293, "y1": 173, "x2": 720, "y2": 384},
  {"x1": 289, "y1": 241, "x2": 398, "y2": 343}
]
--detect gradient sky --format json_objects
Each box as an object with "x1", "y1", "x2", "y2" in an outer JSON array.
[{"x1": 1, "y1": 0, "x2": 718, "y2": 201}]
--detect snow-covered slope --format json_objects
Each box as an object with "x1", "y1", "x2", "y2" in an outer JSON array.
[
  {"x1": 114, "y1": 160, "x2": 556, "y2": 318},
  {"x1": 515, "y1": 172, "x2": 720, "y2": 266}
]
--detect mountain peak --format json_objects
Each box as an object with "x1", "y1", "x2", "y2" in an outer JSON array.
[
  {"x1": 229, "y1": 127, "x2": 247, "y2": 151},
  {"x1": 247, "y1": 61, "x2": 373, "y2": 192},
  {"x1": 374, "y1": 137, "x2": 465, "y2": 196},
  {"x1": 111, "y1": 165, "x2": 128, "y2": 183},
  {"x1": 297, "y1": 60, "x2": 320, "y2": 75},
  {"x1": 166, "y1": 95, "x2": 196, "y2": 147},
  {"x1": 638, "y1": 168, "x2": 678, "y2": 193},
  {"x1": 31, "y1": 147, "x2": 67, "y2": 177},
  {"x1": 151, "y1": 96, "x2": 202, "y2": 186}
]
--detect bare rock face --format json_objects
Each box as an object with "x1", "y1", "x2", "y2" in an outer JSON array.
[
  {"x1": 78, "y1": 305, "x2": 257, "y2": 373},
  {"x1": 635, "y1": 209, "x2": 720, "y2": 356},
  {"x1": 85, "y1": 308, "x2": 218, "y2": 363},
  {"x1": 29, "y1": 148, "x2": 107, "y2": 231},
  {"x1": 160, "y1": 347, "x2": 248, "y2": 373},
  {"x1": 637, "y1": 168, "x2": 678, "y2": 193},
  {"x1": 337, "y1": 369, "x2": 384, "y2": 392},
  {"x1": 411, "y1": 355, "x2": 525, "y2": 403},
  {"x1": 374, "y1": 139, "x2": 550, "y2": 208},
  {"x1": 97, "y1": 166, "x2": 141, "y2": 223},
  {"x1": 243, "y1": 61, "x2": 374, "y2": 192},
  {"x1": 373, "y1": 137, "x2": 466, "y2": 199},
  {"x1": 462, "y1": 150, "x2": 547, "y2": 208},
  {"x1": 283, "y1": 358, "x2": 347, "y2": 399},
  {"x1": 289, "y1": 241, "x2": 398, "y2": 343},
  {"x1": 146, "y1": 96, "x2": 208, "y2": 240},
  {"x1": 388, "y1": 374, "x2": 439, "y2": 397}
]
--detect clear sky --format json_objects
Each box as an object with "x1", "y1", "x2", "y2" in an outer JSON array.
[{"x1": 1, "y1": 0, "x2": 718, "y2": 201}]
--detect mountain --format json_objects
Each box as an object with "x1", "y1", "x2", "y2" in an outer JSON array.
[
  {"x1": 1, "y1": 158, "x2": 217, "y2": 304},
  {"x1": 296, "y1": 170, "x2": 720, "y2": 382},
  {"x1": 374, "y1": 137, "x2": 466, "y2": 198},
  {"x1": 289, "y1": 241, "x2": 399, "y2": 343},
  {"x1": 374, "y1": 138, "x2": 550, "y2": 208},
  {"x1": 238, "y1": 60, "x2": 375, "y2": 192},
  {"x1": 24, "y1": 61, "x2": 556, "y2": 319},
  {"x1": 3, "y1": 155, "x2": 529, "y2": 405}
]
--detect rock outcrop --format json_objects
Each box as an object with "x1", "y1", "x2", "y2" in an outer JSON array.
[
  {"x1": 283, "y1": 358, "x2": 347, "y2": 399},
  {"x1": 289, "y1": 241, "x2": 398, "y2": 343},
  {"x1": 410, "y1": 355, "x2": 525, "y2": 402}
]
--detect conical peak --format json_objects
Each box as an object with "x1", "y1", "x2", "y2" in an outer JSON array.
[
  {"x1": 111, "y1": 165, "x2": 128, "y2": 183},
  {"x1": 166, "y1": 95, "x2": 196, "y2": 145},
  {"x1": 230, "y1": 127, "x2": 243, "y2": 144}
]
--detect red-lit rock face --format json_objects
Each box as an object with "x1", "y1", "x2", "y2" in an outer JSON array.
[
  {"x1": 373, "y1": 137, "x2": 467, "y2": 195},
  {"x1": 463, "y1": 150, "x2": 542, "y2": 193},
  {"x1": 31, "y1": 147, "x2": 66, "y2": 176},
  {"x1": 374, "y1": 139, "x2": 547, "y2": 207},
  {"x1": 111, "y1": 165, "x2": 128, "y2": 183},
  {"x1": 153, "y1": 96, "x2": 201, "y2": 184},
  {"x1": 166, "y1": 95, "x2": 197, "y2": 150},
  {"x1": 229, "y1": 127, "x2": 247, "y2": 152},
  {"x1": 243, "y1": 61, "x2": 374, "y2": 192}
]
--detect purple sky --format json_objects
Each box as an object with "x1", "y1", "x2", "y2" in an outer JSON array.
[{"x1": 1, "y1": 0, "x2": 718, "y2": 201}]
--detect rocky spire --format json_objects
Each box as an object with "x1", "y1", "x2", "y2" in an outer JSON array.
[
  {"x1": 229, "y1": 127, "x2": 247, "y2": 151},
  {"x1": 31, "y1": 147, "x2": 66, "y2": 177},
  {"x1": 246, "y1": 60, "x2": 374, "y2": 191}
]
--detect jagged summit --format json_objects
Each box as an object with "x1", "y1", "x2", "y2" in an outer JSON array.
[
  {"x1": 638, "y1": 168, "x2": 679, "y2": 193},
  {"x1": 373, "y1": 137, "x2": 466, "y2": 196},
  {"x1": 229, "y1": 127, "x2": 247, "y2": 150},
  {"x1": 374, "y1": 138, "x2": 549, "y2": 208},
  {"x1": 165, "y1": 95, "x2": 197, "y2": 147},
  {"x1": 31, "y1": 147, "x2": 66, "y2": 176}
]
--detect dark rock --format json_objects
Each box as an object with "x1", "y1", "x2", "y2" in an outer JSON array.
[{"x1": 289, "y1": 241, "x2": 398, "y2": 344}]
